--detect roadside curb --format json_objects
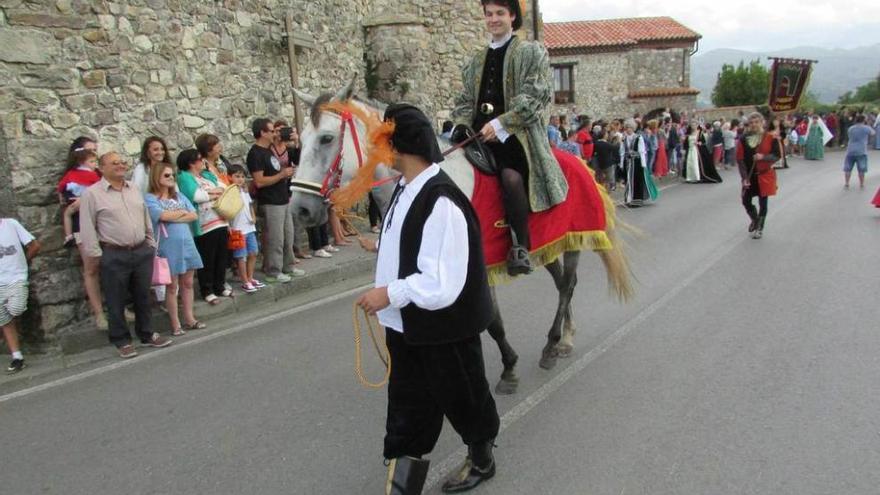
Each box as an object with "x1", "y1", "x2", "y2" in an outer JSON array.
[{"x1": 0, "y1": 247, "x2": 377, "y2": 396}]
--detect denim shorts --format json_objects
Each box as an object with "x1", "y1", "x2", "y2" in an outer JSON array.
[
  {"x1": 843, "y1": 153, "x2": 868, "y2": 174},
  {"x1": 233, "y1": 231, "x2": 259, "y2": 259}
]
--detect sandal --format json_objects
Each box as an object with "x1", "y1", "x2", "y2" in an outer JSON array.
[
  {"x1": 172, "y1": 328, "x2": 186, "y2": 337},
  {"x1": 205, "y1": 294, "x2": 220, "y2": 305},
  {"x1": 183, "y1": 321, "x2": 206, "y2": 330}
]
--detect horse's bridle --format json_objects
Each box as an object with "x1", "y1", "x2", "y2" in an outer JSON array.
[{"x1": 290, "y1": 109, "x2": 365, "y2": 201}]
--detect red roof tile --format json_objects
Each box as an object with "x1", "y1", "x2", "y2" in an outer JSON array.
[
  {"x1": 628, "y1": 87, "x2": 701, "y2": 98},
  {"x1": 544, "y1": 17, "x2": 701, "y2": 51}
]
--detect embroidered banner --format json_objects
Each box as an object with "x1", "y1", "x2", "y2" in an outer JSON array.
[{"x1": 768, "y1": 58, "x2": 815, "y2": 112}]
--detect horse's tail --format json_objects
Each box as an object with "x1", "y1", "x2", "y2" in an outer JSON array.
[{"x1": 595, "y1": 179, "x2": 636, "y2": 303}]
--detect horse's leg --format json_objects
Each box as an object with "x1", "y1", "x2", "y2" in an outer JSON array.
[
  {"x1": 539, "y1": 259, "x2": 565, "y2": 370},
  {"x1": 486, "y1": 287, "x2": 520, "y2": 395},
  {"x1": 540, "y1": 253, "x2": 579, "y2": 370},
  {"x1": 556, "y1": 252, "x2": 581, "y2": 358}
]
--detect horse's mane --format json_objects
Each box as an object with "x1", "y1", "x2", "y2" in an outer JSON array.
[{"x1": 320, "y1": 100, "x2": 395, "y2": 212}]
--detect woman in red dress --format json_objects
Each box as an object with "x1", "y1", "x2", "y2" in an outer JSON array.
[
  {"x1": 651, "y1": 120, "x2": 669, "y2": 178},
  {"x1": 737, "y1": 112, "x2": 782, "y2": 239}
]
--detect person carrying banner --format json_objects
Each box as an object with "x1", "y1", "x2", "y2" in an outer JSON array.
[
  {"x1": 737, "y1": 112, "x2": 782, "y2": 239},
  {"x1": 357, "y1": 104, "x2": 501, "y2": 495},
  {"x1": 452, "y1": 0, "x2": 568, "y2": 277}
]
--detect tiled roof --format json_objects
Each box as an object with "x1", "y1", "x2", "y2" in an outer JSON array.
[
  {"x1": 544, "y1": 17, "x2": 701, "y2": 51},
  {"x1": 628, "y1": 87, "x2": 701, "y2": 98}
]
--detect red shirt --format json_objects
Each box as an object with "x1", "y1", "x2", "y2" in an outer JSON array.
[
  {"x1": 575, "y1": 129, "x2": 594, "y2": 160},
  {"x1": 56, "y1": 168, "x2": 101, "y2": 195}
]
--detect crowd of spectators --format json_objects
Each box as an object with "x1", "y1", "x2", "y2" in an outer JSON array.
[
  {"x1": 0, "y1": 117, "x2": 360, "y2": 370},
  {"x1": 544, "y1": 109, "x2": 880, "y2": 192}
]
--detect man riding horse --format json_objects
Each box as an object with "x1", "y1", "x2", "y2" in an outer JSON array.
[{"x1": 452, "y1": 0, "x2": 569, "y2": 277}]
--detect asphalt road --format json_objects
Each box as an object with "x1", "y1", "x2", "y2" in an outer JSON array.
[{"x1": 3, "y1": 150, "x2": 879, "y2": 495}]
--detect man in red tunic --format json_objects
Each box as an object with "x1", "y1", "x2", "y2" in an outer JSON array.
[{"x1": 737, "y1": 112, "x2": 782, "y2": 239}]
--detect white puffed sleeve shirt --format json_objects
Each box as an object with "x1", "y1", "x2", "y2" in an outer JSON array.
[{"x1": 374, "y1": 164, "x2": 470, "y2": 333}]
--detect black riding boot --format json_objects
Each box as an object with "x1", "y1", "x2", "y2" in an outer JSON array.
[
  {"x1": 386, "y1": 457, "x2": 430, "y2": 495},
  {"x1": 441, "y1": 440, "x2": 496, "y2": 493},
  {"x1": 506, "y1": 229, "x2": 533, "y2": 277}
]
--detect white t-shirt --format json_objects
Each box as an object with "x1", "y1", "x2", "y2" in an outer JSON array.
[
  {"x1": 230, "y1": 189, "x2": 256, "y2": 234},
  {"x1": 0, "y1": 219, "x2": 35, "y2": 286}
]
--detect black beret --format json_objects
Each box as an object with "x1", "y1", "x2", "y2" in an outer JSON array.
[{"x1": 383, "y1": 104, "x2": 444, "y2": 164}]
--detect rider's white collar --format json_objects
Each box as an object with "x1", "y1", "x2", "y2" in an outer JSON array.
[{"x1": 489, "y1": 32, "x2": 513, "y2": 50}]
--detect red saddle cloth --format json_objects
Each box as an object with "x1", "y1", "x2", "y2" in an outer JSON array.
[{"x1": 471, "y1": 149, "x2": 611, "y2": 285}]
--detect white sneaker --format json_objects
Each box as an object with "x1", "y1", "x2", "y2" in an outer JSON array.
[
  {"x1": 267, "y1": 273, "x2": 293, "y2": 283},
  {"x1": 324, "y1": 245, "x2": 340, "y2": 253},
  {"x1": 288, "y1": 268, "x2": 306, "y2": 277},
  {"x1": 314, "y1": 249, "x2": 333, "y2": 258}
]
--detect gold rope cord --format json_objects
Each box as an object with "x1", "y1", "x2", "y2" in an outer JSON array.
[{"x1": 352, "y1": 302, "x2": 391, "y2": 389}]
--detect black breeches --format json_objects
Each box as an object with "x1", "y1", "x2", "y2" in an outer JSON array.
[
  {"x1": 383, "y1": 329, "x2": 500, "y2": 460},
  {"x1": 485, "y1": 137, "x2": 531, "y2": 249},
  {"x1": 499, "y1": 168, "x2": 530, "y2": 249},
  {"x1": 742, "y1": 193, "x2": 768, "y2": 219}
]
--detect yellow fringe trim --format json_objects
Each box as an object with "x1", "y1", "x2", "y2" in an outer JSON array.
[{"x1": 486, "y1": 230, "x2": 611, "y2": 287}]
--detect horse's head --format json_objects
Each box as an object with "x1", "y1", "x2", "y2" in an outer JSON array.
[{"x1": 290, "y1": 76, "x2": 375, "y2": 227}]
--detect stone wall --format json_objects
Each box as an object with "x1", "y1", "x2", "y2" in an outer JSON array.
[
  {"x1": 550, "y1": 47, "x2": 697, "y2": 120},
  {"x1": 0, "y1": 0, "x2": 501, "y2": 353},
  {"x1": 628, "y1": 48, "x2": 690, "y2": 91}
]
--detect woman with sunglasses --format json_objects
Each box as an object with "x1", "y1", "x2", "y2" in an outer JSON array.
[{"x1": 144, "y1": 164, "x2": 206, "y2": 335}]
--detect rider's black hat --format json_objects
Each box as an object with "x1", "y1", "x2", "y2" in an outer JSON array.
[
  {"x1": 481, "y1": 0, "x2": 524, "y2": 31},
  {"x1": 383, "y1": 104, "x2": 444, "y2": 164}
]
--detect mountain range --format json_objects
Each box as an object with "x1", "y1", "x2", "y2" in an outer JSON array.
[{"x1": 691, "y1": 44, "x2": 880, "y2": 106}]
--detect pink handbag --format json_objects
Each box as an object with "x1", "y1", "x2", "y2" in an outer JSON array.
[
  {"x1": 152, "y1": 256, "x2": 171, "y2": 286},
  {"x1": 151, "y1": 223, "x2": 171, "y2": 286}
]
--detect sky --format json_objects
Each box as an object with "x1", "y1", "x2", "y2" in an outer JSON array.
[{"x1": 540, "y1": 0, "x2": 880, "y2": 53}]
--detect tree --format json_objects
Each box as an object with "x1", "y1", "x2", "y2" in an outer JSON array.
[
  {"x1": 837, "y1": 72, "x2": 880, "y2": 104},
  {"x1": 711, "y1": 59, "x2": 771, "y2": 107}
]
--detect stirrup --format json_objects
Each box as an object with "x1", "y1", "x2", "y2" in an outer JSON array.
[{"x1": 507, "y1": 245, "x2": 533, "y2": 276}]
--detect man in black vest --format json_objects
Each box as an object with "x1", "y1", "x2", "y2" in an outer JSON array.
[{"x1": 357, "y1": 104, "x2": 500, "y2": 494}]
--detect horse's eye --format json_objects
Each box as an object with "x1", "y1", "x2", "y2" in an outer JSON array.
[{"x1": 320, "y1": 135, "x2": 334, "y2": 145}]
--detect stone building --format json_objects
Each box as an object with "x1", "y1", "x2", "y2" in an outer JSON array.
[
  {"x1": 0, "y1": 0, "x2": 540, "y2": 353},
  {"x1": 543, "y1": 17, "x2": 701, "y2": 121}
]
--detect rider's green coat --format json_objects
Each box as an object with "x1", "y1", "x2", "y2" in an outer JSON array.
[{"x1": 452, "y1": 35, "x2": 568, "y2": 212}]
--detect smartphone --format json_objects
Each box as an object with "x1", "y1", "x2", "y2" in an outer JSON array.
[{"x1": 280, "y1": 127, "x2": 294, "y2": 142}]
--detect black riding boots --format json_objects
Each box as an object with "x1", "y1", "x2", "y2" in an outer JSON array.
[
  {"x1": 441, "y1": 440, "x2": 496, "y2": 493},
  {"x1": 386, "y1": 456, "x2": 430, "y2": 495},
  {"x1": 506, "y1": 229, "x2": 533, "y2": 277}
]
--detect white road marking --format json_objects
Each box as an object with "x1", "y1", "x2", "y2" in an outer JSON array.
[{"x1": 0, "y1": 284, "x2": 372, "y2": 404}]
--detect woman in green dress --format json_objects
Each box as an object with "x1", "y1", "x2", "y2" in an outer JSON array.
[{"x1": 804, "y1": 115, "x2": 826, "y2": 160}]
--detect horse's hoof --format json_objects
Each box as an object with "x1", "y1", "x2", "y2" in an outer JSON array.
[
  {"x1": 539, "y1": 354, "x2": 557, "y2": 370},
  {"x1": 555, "y1": 344, "x2": 573, "y2": 358},
  {"x1": 495, "y1": 377, "x2": 519, "y2": 395}
]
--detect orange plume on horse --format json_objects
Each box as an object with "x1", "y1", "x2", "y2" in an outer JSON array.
[{"x1": 321, "y1": 101, "x2": 396, "y2": 214}]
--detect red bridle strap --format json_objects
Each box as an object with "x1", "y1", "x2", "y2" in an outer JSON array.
[{"x1": 318, "y1": 110, "x2": 366, "y2": 199}]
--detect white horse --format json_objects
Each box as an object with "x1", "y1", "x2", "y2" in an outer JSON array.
[{"x1": 290, "y1": 78, "x2": 631, "y2": 395}]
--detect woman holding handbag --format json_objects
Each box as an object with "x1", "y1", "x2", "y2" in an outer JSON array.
[
  {"x1": 145, "y1": 164, "x2": 206, "y2": 336},
  {"x1": 177, "y1": 149, "x2": 231, "y2": 305}
]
